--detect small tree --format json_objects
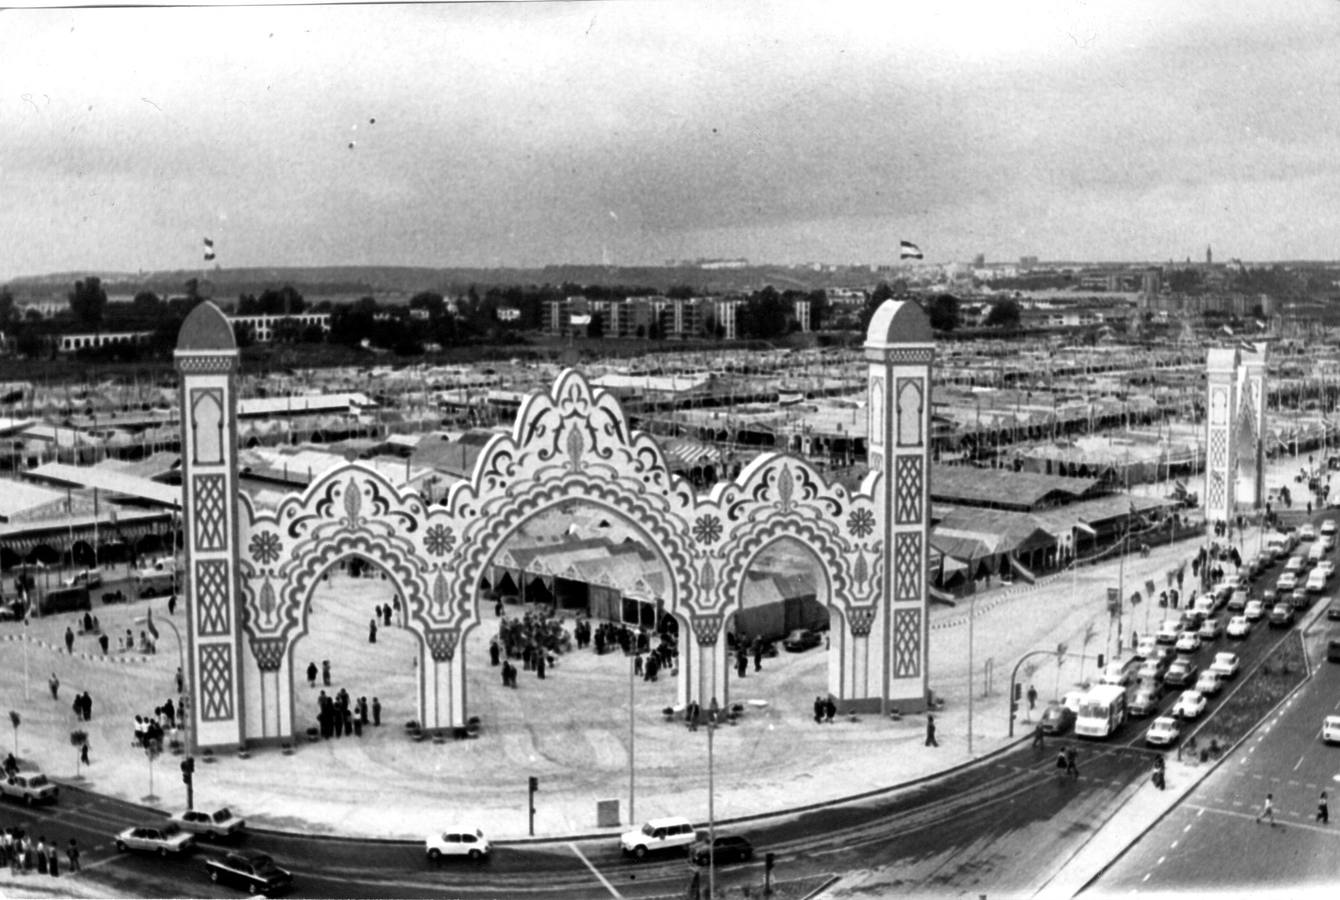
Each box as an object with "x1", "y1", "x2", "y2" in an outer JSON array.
[
  {"x1": 1053, "y1": 642, "x2": 1069, "y2": 700},
  {"x1": 9, "y1": 710, "x2": 18, "y2": 756},
  {"x1": 71, "y1": 729, "x2": 88, "y2": 778}
]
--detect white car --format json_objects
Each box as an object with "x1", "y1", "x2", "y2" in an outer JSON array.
[
  {"x1": 1194, "y1": 669, "x2": 1225, "y2": 697},
  {"x1": 1210, "y1": 651, "x2": 1241, "y2": 679},
  {"x1": 1300, "y1": 523, "x2": 1318, "y2": 541},
  {"x1": 1244, "y1": 599, "x2": 1266, "y2": 622},
  {"x1": 1307, "y1": 569, "x2": 1327, "y2": 593},
  {"x1": 1319, "y1": 560, "x2": 1335, "y2": 579},
  {"x1": 1156, "y1": 619, "x2": 1183, "y2": 644},
  {"x1": 1099, "y1": 662, "x2": 1131, "y2": 687},
  {"x1": 1146, "y1": 715, "x2": 1182, "y2": 748},
  {"x1": 1324, "y1": 715, "x2": 1340, "y2": 745},
  {"x1": 1321, "y1": 518, "x2": 1338, "y2": 537},
  {"x1": 1226, "y1": 615, "x2": 1252, "y2": 639},
  {"x1": 1172, "y1": 690, "x2": 1207, "y2": 720},
  {"x1": 1284, "y1": 555, "x2": 1306, "y2": 574},
  {"x1": 1134, "y1": 636, "x2": 1158, "y2": 660},
  {"x1": 1276, "y1": 572, "x2": 1298, "y2": 592},
  {"x1": 115, "y1": 824, "x2": 195, "y2": 856},
  {"x1": 169, "y1": 807, "x2": 246, "y2": 839},
  {"x1": 426, "y1": 827, "x2": 491, "y2": 861},
  {"x1": 1325, "y1": 534, "x2": 1337, "y2": 551},
  {"x1": 1175, "y1": 631, "x2": 1202, "y2": 654},
  {"x1": 621, "y1": 816, "x2": 698, "y2": 859},
  {"x1": 1198, "y1": 616, "x2": 1222, "y2": 640}
]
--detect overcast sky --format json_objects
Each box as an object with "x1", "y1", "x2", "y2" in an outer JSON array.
[{"x1": 4, "y1": 0, "x2": 1340, "y2": 279}]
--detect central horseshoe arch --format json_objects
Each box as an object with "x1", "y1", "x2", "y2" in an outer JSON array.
[{"x1": 174, "y1": 299, "x2": 934, "y2": 750}]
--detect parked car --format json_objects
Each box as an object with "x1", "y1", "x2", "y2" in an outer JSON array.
[
  {"x1": 1172, "y1": 690, "x2": 1207, "y2": 720},
  {"x1": 782, "y1": 628, "x2": 822, "y2": 652},
  {"x1": 1145, "y1": 715, "x2": 1181, "y2": 747},
  {"x1": 205, "y1": 851, "x2": 293, "y2": 896},
  {"x1": 1225, "y1": 615, "x2": 1251, "y2": 639},
  {"x1": 1194, "y1": 669, "x2": 1225, "y2": 697},
  {"x1": 1198, "y1": 616, "x2": 1222, "y2": 640},
  {"x1": 621, "y1": 816, "x2": 697, "y2": 859},
  {"x1": 689, "y1": 834, "x2": 754, "y2": 866},
  {"x1": 115, "y1": 823, "x2": 195, "y2": 856},
  {"x1": 1268, "y1": 602, "x2": 1296, "y2": 628},
  {"x1": 1175, "y1": 631, "x2": 1202, "y2": 654},
  {"x1": 1210, "y1": 651, "x2": 1241, "y2": 680},
  {"x1": 170, "y1": 807, "x2": 246, "y2": 839},
  {"x1": 1164, "y1": 658, "x2": 1199, "y2": 688},
  {"x1": 426, "y1": 827, "x2": 491, "y2": 861},
  {"x1": 1040, "y1": 703, "x2": 1076, "y2": 735},
  {"x1": 1324, "y1": 715, "x2": 1340, "y2": 745},
  {"x1": 1129, "y1": 682, "x2": 1165, "y2": 717},
  {"x1": 0, "y1": 771, "x2": 58, "y2": 806}
]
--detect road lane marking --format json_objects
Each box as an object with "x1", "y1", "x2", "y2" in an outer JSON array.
[
  {"x1": 1169, "y1": 840, "x2": 1178, "y2": 849},
  {"x1": 1295, "y1": 755, "x2": 1307, "y2": 771},
  {"x1": 1156, "y1": 856, "x2": 1165, "y2": 865},
  {"x1": 568, "y1": 842, "x2": 624, "y2": 899}
]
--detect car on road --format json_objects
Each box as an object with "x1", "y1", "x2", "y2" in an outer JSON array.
[
  {"x1": 205, "y1": 851, "x2": 293, "y2": 896},
  {"x1": 782, "y1": 628, "x2": 822, "y2": 652},
  {"x1": 1276, "y1": 572, "x2": 1298, "y2": 592},
  {"x1": 1319, "y1": 560, "x2": 1335, "y2": 579},
  {"x1": 115, "y1": 823, "x2": 195, "y2": 856},
  {"x1": 1198, "y1": 616, "x2": 1222, "y2": 640},
  {"x1": 689, "y1": 835, "x2": 754, "y2": 866},
  {"x1": 1307, "y1": 569, "x2": 1328, "y2": 593},
  {"x1": 1175, "y1": 631, "x2": 1202, "y2": 654},
  {"x1": 1268, "y1": 602, "x2": 1296, "y2": 628},
  {"x1": 1155, "y1": 619, "x2": 1183, "y2": 644},
  {"x1": 1329, "y1": 601, "x2": 1340, "y2": 622},
  {"x1": 1246, "y1": 554, "x2": 1269, "y2": 577},
  {"x1": 1040, "y1": 703, "x2": 1076, "y2": 735},
  {"x1": 1129, "y1": 682, "x2": 1165, "y2": 717},
  {"x1": 621, "y1": 817, "x2": 698, "y2": 859},
  {"x1": 0, "y1": 771, "x2": 59, "y2": 806},
  {"x1": 1172, "y1": 690, "x2": 1207, "y2": 720},
  {"x1": 170, "y1": 807, "x2": 246, "y2": 839},
  {"x1": 1098, "y1": 662, "x2": 1132, "y2": 687},
  {"x1": 1226, "y1": 615, "x2": 1252, "y2": 639},
  {"x1": 1324, "y1": 715, "x2": 1340, "y2": 745},
  {"x1": 1226, "y1": 589, "x2": 1250, "y2": 613},
  {"x1": 1193, "y1": 669, "x2": 1225, "y2": 697},
  {"x1": 1325, "y1": 534, "x2": 1338, "y2": 551},
  {"x1": 1134, "y1": 636, "x2": 1159, "y2": 660},
  {"x1": 1321, "y1": 518, "x2": 1338, "y2": 537},
  {"x1": 1145, "y1": 715, "x2": 1182, "y2": 748},
  {"x1": 1244, "y1": 599, "x2": 1266, "y2": 622},
  {"x1": 1164, "y1": 658, "x2": 1199, "y2": 688},
  {"x1": 1291, "y1": 588, "x2": 1312, "y2": 610},
  {"x1": 1136, "y1": 657, "x2": 1169, "y2": 683},
  {"x1": 426, "y1": 827, "x2": 491, "y2": 861},
  {"x1": 1285, "y1": 554, "x2": 1307, "y2": 574},
  {"x1": 1210, "y1": 651, "x2": 1241, "y2": 680},
  {"x1": 1300, "y1": 523, "x2": 1318, "y2": 541}
]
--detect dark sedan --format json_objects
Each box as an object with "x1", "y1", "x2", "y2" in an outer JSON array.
[
  {"x1": 205, "y1": 852, "x2": 294, "y2": 896},
  {"x1": 782, "y1": 629, "x2": 822, "y2": 652},
  {"x1": 690, "y1": 835, "x2": 754, "y2": 866},
  {"x1": 1268, "y1": 602, "x2": 1296, "y2": 628},
  {"x1": 1039, "y1": 703, "x2": 1075, "y2": 735}
]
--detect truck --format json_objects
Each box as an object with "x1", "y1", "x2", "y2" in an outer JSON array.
[
  {"x1": 0, "y1": 771, "x2": 59, "y2": 806},
  {"x1": 1074, "y1": 684, "x2": 1128, "y2": 739},
  {"x1": 37, "y1": 586, "x2": 91, "y2": 616}
]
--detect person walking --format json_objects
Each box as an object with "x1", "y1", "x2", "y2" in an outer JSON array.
[
  {"x1": 98, "y1": 632, "x2": 109, "y2": 655},
  {"x1": 66, "y1": 839, "x2": 80, "y2": 873},
  {"x1": 824, "y1": 696, "x2": 837, "y2": 723},
  {"x1": 1026, "y1": 684, "x2": 1038, "y2": 715},
  {"x1": 1317, "y1": 791, "x2": 1329, "y2": 825},
  {"x1": 64, "y1": 627, "x2": 74, "y2": 654},
  {"x1": 1065, "y1": 746, "x2": 1079, "y2": 779},
  {"x1": 925, "y1": 713, "x2": 938, "y2": 747},
  {"x1": 1256, "y1": 792, "x2": 1276, "y2": 825},
  {"x1": 1032, "y1": 723, "x2": 1045, "y2": 750},
  {"x1": 813, "y1": 696, "x2": 825, "y2": 724},
  {"x1": 322, "y1": 660, "x2": 331, "y2": 687},
  {"x1": 35, "y1": 837, "x2": 47, "y2": 875},
  {"x1": 371, "y1": 697, "x2": 381, "y2": 727},
  {"x1": 175, "y1": 666, "x2": 184, "y2": 695},
  {"x1": 48, "y1": 673, "x2": 59, "y2": 700},
  {"x1": 80, "y1": 740, "x2": 90, "y2": 767},
  {"x1": 306, "y1": 662, "x2": 317, "y2": 687},
  {"x1": 47, "y1": 839, "x2": 58, "y2": 877},
  {"x1": 368, "y1": 618, "x2": 378, "y2": 644}
]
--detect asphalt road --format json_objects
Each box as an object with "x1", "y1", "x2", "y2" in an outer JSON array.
[{"x1": 1086, "y1": 634, "x2": 1340, "y2": 896}]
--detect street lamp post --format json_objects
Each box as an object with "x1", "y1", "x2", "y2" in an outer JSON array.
[
  {"x1": 628, "y1": 652, "x2": 635, "y2": 826},
  {"x1": 137, "y1": 613, "x2": 190, "y2": 754},
  {"x1": 707, "y1": 696, "x2": 719, "y2": 900}
]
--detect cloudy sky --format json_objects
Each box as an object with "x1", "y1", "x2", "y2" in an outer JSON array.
[{"x1": 4, "y1": 0, "x2": 1340, "y2": 279}]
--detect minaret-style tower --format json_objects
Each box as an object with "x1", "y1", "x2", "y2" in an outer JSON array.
[
  {"x1": 864, "y1": 300, "x2": 934, "y2": 713},
  {"x1": 1205, "y1": 347, "x2": 1239, "y2": 525},
  {"x1": 175, "y1": 302, "x2": 246, "y2": 751}
]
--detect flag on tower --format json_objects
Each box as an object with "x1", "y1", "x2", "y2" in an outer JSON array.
[
  {"x1": 203, "y1": 237, "x2": 216, "y2": 262},
  {"x1": 899, "y1": 240, "x2": 923, "y2": 260}
]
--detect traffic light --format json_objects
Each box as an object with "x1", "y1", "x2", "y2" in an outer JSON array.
[
  {"x1": 528, "y1": 776, "x2": 539, "y2": 793},
  {"x1": 180, "y1": 756, "x2": 195, "y2": 785},
  {"x1": 765, "y1": 852, "x2": 775, "y2": 871},
  {"x1": 1011, "y1": 683, "x2": 1021, "y2": 717},
  {"x1": 1097, "y1": 653, "x2": 1106, "y2": 669}
]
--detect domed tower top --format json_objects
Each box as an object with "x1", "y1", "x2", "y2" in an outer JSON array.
[{"x1": 176, "y1": 301, "x2": 236, "y2": 353}]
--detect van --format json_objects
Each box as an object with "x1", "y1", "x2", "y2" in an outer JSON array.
[{"x1": 620, "y1": 816, "x2": 698, "y2": 859}]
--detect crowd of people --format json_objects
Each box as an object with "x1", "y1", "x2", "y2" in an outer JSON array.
[
  {"x1": 315, "y1": 687, "x2": 380, "y2": 738},
  {"x1": 1, "y1": 829, "x2": 79, "y2": 878}
]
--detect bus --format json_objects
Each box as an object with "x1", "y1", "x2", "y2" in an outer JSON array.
[{"x1": 1074, "y1": 684, "x2": 1127, "y2": 738}]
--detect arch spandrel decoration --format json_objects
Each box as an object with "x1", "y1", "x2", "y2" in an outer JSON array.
[{"x1": 181, "y1": 301, "x2": 934, "y2": 749}]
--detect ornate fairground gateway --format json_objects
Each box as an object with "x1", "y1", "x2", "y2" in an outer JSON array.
[
  {"x1": 174, "y1": 299, "x2": 934, "y2": 751},
  {"x1": 1204, "y1": 342, "x2": 1267, "y2": 524}
]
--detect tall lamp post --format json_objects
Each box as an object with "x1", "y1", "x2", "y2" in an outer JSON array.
[
  {"x1": 628, "y1": 651, "x2": 635, "y2": 826},
  {"x1": 137, "y1": 612, "x2": 189, "y2": 754},
  {"x1": 707, "y1": 696, "x2": 720, "y2": 900}
]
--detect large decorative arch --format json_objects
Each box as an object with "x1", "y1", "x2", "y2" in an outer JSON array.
[{"x1": 175, "y1": 300, "x2": 935, "y2": 750}]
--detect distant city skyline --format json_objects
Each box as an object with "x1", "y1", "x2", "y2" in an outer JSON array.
[{"x1": 4, "y1": 1, "x2": 1340, "y2": 281}]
